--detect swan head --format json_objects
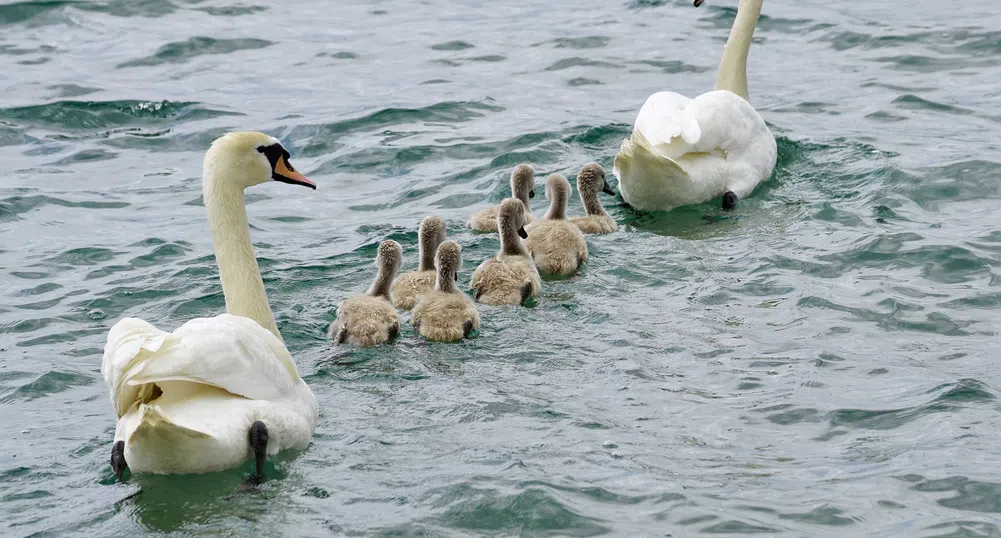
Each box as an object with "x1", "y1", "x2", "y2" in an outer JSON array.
[
  {"x1": 435, "y1": 240, "x2": 462, "y2": 283},
  {"x1": 376, "y1": 239, "x2": 403, "y2": 277},
  {"x1": 204, "y1": 132, "x2": 315, "y2": 191},
  {"x1": 510, "y1": 164, "x2": 536, "y2": 201},
  {"x1": 577, "y1": 163, "x2": 616, "y2": 197},
  {"x1": 498, "y1": 197, "x2": 529, "y2": 239}
]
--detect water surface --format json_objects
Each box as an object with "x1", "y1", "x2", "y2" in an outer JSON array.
[{"x1": 2, "y1": 0, "x2": 1000, "y2": 536}]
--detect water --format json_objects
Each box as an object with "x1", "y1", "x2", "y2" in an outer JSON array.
[{"x1": 2, "y1": 0, "x2": 1000, "y2": 535}]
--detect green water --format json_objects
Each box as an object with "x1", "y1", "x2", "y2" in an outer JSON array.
[{"x1": 2, "y1": 0, "x2": 1001, "y2": 536}]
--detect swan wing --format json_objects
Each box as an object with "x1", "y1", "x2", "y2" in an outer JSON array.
[
  {"x1": 102, "y1": 313, "x2": 301, "y2": 418},
  {"x1": 633, "y1": 91, "x2": 702, "y2": 159}
]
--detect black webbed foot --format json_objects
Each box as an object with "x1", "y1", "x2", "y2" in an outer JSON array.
[
  {"x1": 110, "y1": 440, "x2": 127, "y2": 481},
  {"x1": 722, "y1": 191, "x2": 738, "y2": 210},
  {"x1": 249, "y1": 420, "x2": 269, "y2": 483}
]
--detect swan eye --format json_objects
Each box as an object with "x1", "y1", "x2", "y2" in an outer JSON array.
[{"x1": 256, "y1": 145, "x2": 266, "y2": 153}]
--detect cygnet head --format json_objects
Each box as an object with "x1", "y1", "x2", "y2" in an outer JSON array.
[
  {"x1": 577, "y1": 163, "x2": 615, "y2": 198},
  {"x1": 418, "y1": 215, "x2": 447, "y2": 271},
  {"x1": 510, "y1": 164, "x2": 536, "y2": 204},
  {"x1": 434, "y1": 240, "x2": 462, "y2": 291},
  {"x1": 376, "y1": 239, "x2": 403, "y2": 277},
  {"x1": 498, "y1": 198, "x2": 529, "y2": 239},
  {"x1": 543, "y1": 173, "x2": 572, "y2": 220},
  {"x1": 204, "y1": 132, "x2": 315, "y2": 191}
]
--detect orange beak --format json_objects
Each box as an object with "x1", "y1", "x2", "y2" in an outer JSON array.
[{"x1": 273, "y1": 156, "x2": 316, "y2": 190}]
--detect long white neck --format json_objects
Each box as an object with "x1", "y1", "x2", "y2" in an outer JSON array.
[
  {"x1": 713, "y1": 0, "x2": 763, "y2": 102},
  {"x1": 202, "y1": 174, "x2": 281, "y2": 340}
]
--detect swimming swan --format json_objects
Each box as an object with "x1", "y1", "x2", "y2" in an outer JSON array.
[
  {"x1": 470, "y1": 198, "x2": 541, "y2": 305},
  {"x1": 101, "y1": 132, "x2": 319, "y2": 479},
  {"x1": 467, "y1": 164, "x2": 536, "y2": 232},
  {"x1": 391, "y1": 215, "x2": 446, "y2": 310},
  {"x1": 612, "y1": 0, "x2": 777, "y2": 211},
  {"x1": 412, "y1": 240, "x2": 481, "y2": 342},
  {"x1": 525, "y1": 173, "x2": 589, "y2": 275},
  {"x1": 570, "y1": 163, "x2": 618, "y2": 235},
  {"x1": 330, "y1": 240, "x2": 403, "y2": 346}
]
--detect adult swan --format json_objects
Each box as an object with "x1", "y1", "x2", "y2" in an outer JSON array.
[
  {"x1": 102, "y1": 132, "x2": 319, "y2": 480},
  {"x1": 613, "y1": 0, "x2": 777, "y2": 212}
]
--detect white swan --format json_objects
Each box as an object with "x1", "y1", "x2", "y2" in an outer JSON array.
[
  {"x1": 613, "y1": 0, "x2": 777, "y2": 212},
  {"x1": 101, "y1": 132, "x2": 319, "y2": 479}
]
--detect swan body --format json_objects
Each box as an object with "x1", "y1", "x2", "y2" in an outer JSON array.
[
  {"x1": 525, "y1": 173, "x2": 588, "y2": 275},
  {"x1": 412, "y1": 240, "x2": 481, "y2": 342},
  {"x1": 468, "y1": 164, "x2": 536, "y2": 233},
  {"x1": 470, "y1": 198, "x2": 541, "y2": 305},
  {"x1": 331, "y1": 240, "x2": 403, "y2": 347},
  {"x1": 103, "y1": 314, "x2": 317, "y2": 475},
  {"x1": 613, "y1": 0, "x2": 777, "y2": 212},
  {"x1": 391, "y1": 215, "x2": 446, "y2": 310},
  {"x1": 102, "y1": 131, "x2": 319, "y2": 477}
]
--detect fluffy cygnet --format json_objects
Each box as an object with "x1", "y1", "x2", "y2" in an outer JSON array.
[
  {"x1": 570, "y1": 163, "x2": 618, "y2": 234},
  {"x1": 391, "y1": 215, "x2": 447, "y2": 310},
  {"x1": 467, "y1": 164, "x2": 536, "y2": 233},
  {"x1": 525, "y1": 173, "x2": 589, "y2": 275},
  {"x1": 411, "y1": 240, "x2": 481, "y2": 342},
  {"x1": 330, "y1": 240, "x2": 402, "y2": 346},
  {"x1": 470, "y1": 198, "x2": 541, "y2": 305}
]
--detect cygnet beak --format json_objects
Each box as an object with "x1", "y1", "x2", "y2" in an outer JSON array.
[
  {"x1": 529, "y1": 189, "x2": 535, "y2": 199},
  {"x1": 517, "y1": 226, "x2": 528, "y2": 239},
  {"x1": 694, "y1": 0, "x2": 705, "y2": 6},
  {"x1": 601, "y1": 183, "x2": 616, "y2": 196}
]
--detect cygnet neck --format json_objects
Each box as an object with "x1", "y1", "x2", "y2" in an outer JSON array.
[
  {"x1": 580, "y1": 185, "x2": 608, "y2": 217},
  {"x1": 367, "y1": 263, "x2": 396, "y2": 302},
  {"x1": 499, "y1": 212, "x2": 528, "y2": 257},
  {"x1": 545, "y1": 186, "x2": 569, "y2": 220},
  {"x1": 418, "y1": 219, "x2": 444, "y2": 271},
  {"x1": 434, "y1": 263, "x2": 458, "y2": 294}
]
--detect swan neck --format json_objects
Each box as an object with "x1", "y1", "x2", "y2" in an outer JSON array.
[
  {"x1": 714, "y1": 0, "x2": 762, "y2": 101},
  {"x1": 203, "y1": 176, "x2": 281, "y2": 340}
]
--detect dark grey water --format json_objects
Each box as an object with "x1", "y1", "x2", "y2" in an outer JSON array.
[{"x1": 2, "y1": 0, "x2": 1001, "y2": 536}]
